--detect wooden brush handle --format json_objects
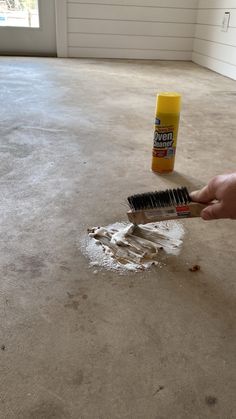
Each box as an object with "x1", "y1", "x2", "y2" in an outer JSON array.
[
  {"x1": 127, "y1": 202, "x2": 210, "y2": 225},
  {"x1": 188, "y1": 202, "x2": 207, "y2": 217}
]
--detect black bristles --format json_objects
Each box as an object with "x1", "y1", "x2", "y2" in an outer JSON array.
[{"x1": 127, "y1": 186, "x2": 192, "y2": 211}]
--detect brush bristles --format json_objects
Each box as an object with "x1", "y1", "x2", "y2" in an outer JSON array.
[{"x1": 127, "y1": 187, "x2": 191, "y2": 211}]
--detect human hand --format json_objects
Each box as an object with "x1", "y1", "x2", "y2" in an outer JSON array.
[{"x1": 190, "y1": 173, "x2": 236, "y2": 220}]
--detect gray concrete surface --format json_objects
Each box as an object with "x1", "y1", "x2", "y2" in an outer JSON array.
[{"x1": 0, "y1": 57, "x2": 236, "y2": 419}]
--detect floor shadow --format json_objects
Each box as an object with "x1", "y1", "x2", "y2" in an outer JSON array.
[{"x1": 152, "y1": 171, "x2": 204, "y2": 191}]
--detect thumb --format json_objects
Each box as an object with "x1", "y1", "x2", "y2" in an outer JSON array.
[
  {"x1": 201, "y1": 203, "x2": 225, "y2": 220},
  {"x1": 190, "y1": 184, "x2": 216, "y2": 203}
]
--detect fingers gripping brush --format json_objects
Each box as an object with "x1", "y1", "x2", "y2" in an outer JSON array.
[{"x1": 127, "y1": 187, "x2": 210, "y2": 225}]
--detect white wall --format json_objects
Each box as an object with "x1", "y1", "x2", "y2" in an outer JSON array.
[
  {"x1": 66, "y1": 0, "x2": 198, "y2": 60},
  {"x1": 193, "y1": 0, "x2": 236, "y2": 80}
]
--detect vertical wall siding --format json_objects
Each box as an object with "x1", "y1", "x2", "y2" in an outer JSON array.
[
  {"x1": 67, "y1": 0, "x2": 198, "y2": 59},
  {"x1": 193, "y1": 0, "x2": 236, "y2": 80}
]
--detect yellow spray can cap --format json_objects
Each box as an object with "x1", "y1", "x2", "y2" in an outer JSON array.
[{"x1": 156, "y1": 92, "x2": 181, "y2": 114}]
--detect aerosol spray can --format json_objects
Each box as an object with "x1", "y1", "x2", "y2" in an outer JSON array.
[{"x1": 151, "y1": 92, "x2": 181, "y2": 174}]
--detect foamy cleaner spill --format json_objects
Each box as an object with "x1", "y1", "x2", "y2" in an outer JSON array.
[{"x1": 80, "y1": 221, "x2": 184, "y2": 273}]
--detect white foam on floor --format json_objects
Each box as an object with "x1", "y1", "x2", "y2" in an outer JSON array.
[{"x1": 80, "y1": 220, "x2": 185, "y2": 274}]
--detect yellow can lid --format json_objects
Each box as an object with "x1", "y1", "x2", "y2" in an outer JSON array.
[{"x1": 156, "y1": 92, "x2": 181, "y2": 114}]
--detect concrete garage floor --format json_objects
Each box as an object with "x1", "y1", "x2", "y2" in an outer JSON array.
[{"x1": 0, "y1": 57, "x2": 236, "y2": 419}]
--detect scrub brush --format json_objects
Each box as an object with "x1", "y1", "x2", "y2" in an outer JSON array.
[{"x1": 127, "y1": 186, "x2": 210, "y2": 225}]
